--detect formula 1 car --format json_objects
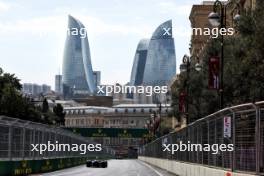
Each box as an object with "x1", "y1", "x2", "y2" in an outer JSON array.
[{"x1": 86, "y1": 159, "x2": 108, "y2": 168}]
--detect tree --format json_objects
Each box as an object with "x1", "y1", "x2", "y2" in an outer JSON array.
[
  {"x1": 42, "y1": 98, "x2": 49, "y2": 113},
  {"x1": 171, "y1": 3, "x2": 264, "y2": 123},
  {"x1": 0, "y1": 68, "x2": 56, "y2": 124},
  {"x1": 53, "y1": 103, "x2": 66, "y2": 125}
]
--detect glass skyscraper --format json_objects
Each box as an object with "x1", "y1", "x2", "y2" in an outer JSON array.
[
  {"x1": 130, "y1": 39, "x2": 150, "y2": 86},
  {"x1": 142, "y1": 20, "x2": 176, "y2": 86},
  {"x1": 62, "y1": 15, "x2": 96, "y2": 97},
  {"x1": 55, "y1": 74, "x2": 62, "y2": 94}
]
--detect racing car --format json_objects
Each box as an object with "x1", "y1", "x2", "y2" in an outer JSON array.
[{"x1": 86, "y1": 159, "x2": 108, "y2": 168}]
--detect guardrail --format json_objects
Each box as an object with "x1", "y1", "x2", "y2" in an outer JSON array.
[
  {"x1": 0, "y1": 116, "x2": 115, "y2": 161},
  {"x1": 139, "y1": 101, "x2": 264, "y2": 175}
]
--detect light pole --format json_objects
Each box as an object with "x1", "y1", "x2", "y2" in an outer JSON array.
[
  {"x1": 180, "y1": 54, "x2": 201, "y2": 124},
  {"x1": 157, "y1": 101, "x2": 162, "y2": 137},
  {"x1": 208, "y1": 0, "x2": 241, "y2": 109}
]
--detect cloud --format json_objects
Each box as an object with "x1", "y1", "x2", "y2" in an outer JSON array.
[
  {"x1": 157, "y1": 1, "x2": 192, "y2": 16},
  {"x1": 73, "y1": 15, "x2": 152, "y2": 37},
  {"x1": 0, "y1": 1, "x2": 10, "y2": 12},
  {"x1": 0, "y1": 15, "x2": 67, "y2": 38},
  {"x1": 0, "y1": 14, "x2": 153, "y2": 38}
]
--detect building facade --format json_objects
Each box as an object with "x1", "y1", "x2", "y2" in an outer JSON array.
[
  {"x1": 62, "y1": 15, "x2": 97, "y2": 98},
  {"x1": 55, "y1": 74, "x2": 63, "y2": 94},
  {"x1": 22, "y1": 83, "x2": 51, "y2": 96},
  {"x1": 64, "y1": 104, "x2": 170, "y2": 157},
  {"x1": 142, "y1": 20, "x2": 176, "y2": 86},
  {"x1": 189, "y1": 0, "x2": 256, "y2": 58},
  {"x1": 189, "y1": 1, "x2": 213, "y2": 58},
  {"x1": 93, "y1": 71, "x2": 101, "y2": 88},
  {"x1": 130, "y1": 39, "x2": 150, "y2": 86}
]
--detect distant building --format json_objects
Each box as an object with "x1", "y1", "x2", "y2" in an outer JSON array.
[
  {"x1": 22, "y1": 83, "x2": 33, "y2": 95},
  {"x1": 189, "y1": 1, "x2": 213, "y2": 58},
  {"x1": 93, "y1": 71, "x2": 101, "y2": 88},
  {"x1": 142, "y1": 20, "x2": 176, "y2": 86},
  {"x1": 55, "y1": 75, "x2": 63, "y2": 94},
  {"x1": 128, "y1": 21, "x2": 176, "y2": 104},
  {"x1": 64, "y1": 104, "x2": 170, "y2": 157},
  {"x1": 130, "y1": 39, "x2": 149, "y2": 86},
  {"x1": 22, "y1": 83, "x2": 51, "y2": 96},
  {"x1": 189, "y1": 0, "x2": 256, "y2": 58},
  {"x1": 42, "y1": 84, "x2": 51, "y2": 94},
  {"x1": 62, "y1": 15, "x2": 98, "y2": 98},
  {"x1": 130, "y1": 20, "x2": 176, "y2": 87}
]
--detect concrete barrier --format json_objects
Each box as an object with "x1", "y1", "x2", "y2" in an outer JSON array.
[{"x1": 138, "y1": 156, "x2": 257, "y2": 176}]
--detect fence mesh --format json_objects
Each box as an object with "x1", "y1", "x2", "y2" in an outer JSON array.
[
  {"x1": 139, "y1": 101, "x2": 264, "y2": 174},
  {"x1": 0, "y1": 116, "x2": 115, "y2": 160}
]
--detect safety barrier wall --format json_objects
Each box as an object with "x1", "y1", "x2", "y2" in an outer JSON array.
[
  {"x1": 0, "y1": 116, "x2": 115, "y2": 175},
  {"x1": 139, "y1": 101, "x2": 264, "y2": 175}
]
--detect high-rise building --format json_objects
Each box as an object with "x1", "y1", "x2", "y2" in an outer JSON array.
[
  {"x1": 55, "y1": 75, "x2": 63, "y2": 94},
  {"x1": 22, "y1": 83, "x2": 33, "y2": 94},
  {"x1": 41, "y1": 84, "x2": 51, "y2": 94},
  {"x1": 129, "y1": 39, "x2": 149, "y2": 86},
  {"x1": 142, "y1": 20, "x2": 176, "y2": 86},
  {"x1": 127, "y1": 21, "x2": 176, "y2": 104},
  {"x1": 93, "y1": 71, "x2": 101, "y2": 87},
  {"x1": 22, "y1": 83, "x2": 51, "y2": 96},
  {"x1": 62, "y1": 15, "x2": 96, "y2": 98}
]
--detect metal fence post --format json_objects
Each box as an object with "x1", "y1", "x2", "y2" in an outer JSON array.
[
  {"x1": 22, "y1": 127, "x2": 26, "y2": 159},
  {"x1": 32, "y1": 127, "x2": 36, "y2": 159},
  {"x1": 230, "y1": 108, "x2": 236, "y2": 172},
  {"x1": 207, "y1": 120, "x2": 210, "y2": 165},
  {"x1": 8, "y1": 125, "x2": 12, "y2": 160},
  {"x1": 253, "y1": 103, "x2": 260, "y2": 174}
]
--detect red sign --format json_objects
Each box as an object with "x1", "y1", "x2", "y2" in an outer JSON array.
[
  {"x1": 179, "y1": 92, "x2": 186, "y2": 113},
  {"x1": 208, "y1": 56, "x2": 220, "y2": 90}
]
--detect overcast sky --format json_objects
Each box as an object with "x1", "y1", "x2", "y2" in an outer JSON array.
[{"x1": 0, "y1": 0, "x2": 214, "y2": 89}]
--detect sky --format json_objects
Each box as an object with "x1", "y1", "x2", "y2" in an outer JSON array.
[{"x1": 0, "y1": 0, "x2": 214, "y2": 89}]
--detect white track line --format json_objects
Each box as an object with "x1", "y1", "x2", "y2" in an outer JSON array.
[{"x1": 138, "y1": 160, "x2": 164, "y2": 176}]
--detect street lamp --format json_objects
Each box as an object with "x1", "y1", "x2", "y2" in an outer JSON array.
[
  {"x1": 208, "y1": 12, "x2": 221, "y2": 27},
  {"x1": 208, "y1": 0, "x2": 240, "y2": 109},
  {"x1": 195, "y1": 62, "x2": 202, "y2": 72},
  {"x1": 180, "y1": 54, "x2": 201, "y2": 124},
  {"x1": 233, "y1": 13, "x2": 241, "y2": 24}
]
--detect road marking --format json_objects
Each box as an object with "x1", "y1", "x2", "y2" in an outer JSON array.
[{"x1": 138, "y1": 160, "x2": 164, "y2": 176}]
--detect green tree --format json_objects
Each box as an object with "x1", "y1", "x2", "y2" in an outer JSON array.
[
  {"x1": 42, "y1": 98, "x2": 49, "y2": 113},
  {"x1": 53, "y1": 103, "x2": 66, "y2": 125},
  {"x1": 0, "y1": 68, "x2": 56, "y2": 124},
  {"x1": 172, "y1": 3, "x2": 264, "y2": 123}
]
